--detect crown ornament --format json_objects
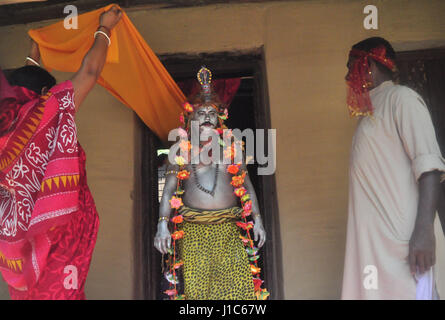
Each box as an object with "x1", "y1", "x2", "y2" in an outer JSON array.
[{"x1": 197, "y1": 66, "x2": 212, "y2": 102}]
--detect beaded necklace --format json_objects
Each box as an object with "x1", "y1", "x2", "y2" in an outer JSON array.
[{"x1": 191, "y1": 163, "x2": 219, "y2": 196}]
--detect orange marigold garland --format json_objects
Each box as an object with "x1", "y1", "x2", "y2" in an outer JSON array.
[
  {"x1": 176, "y1": 170, "x2": 190, "y2": 180},
  {"x1": 164, "y1": 163, "x2": 190, "y2": 300},
  {"x1": 171, "y1": 215, "x2": 184, "y2": 224},
  {"x1": 228, "y1": 163, "x2": 270, "y2": 300},
  {"x1": 227, "y1": 164, "x2": 240, "y2": 175},
  {"x1": 163, "y1": 96, "x2": 219, "y2": 300}
]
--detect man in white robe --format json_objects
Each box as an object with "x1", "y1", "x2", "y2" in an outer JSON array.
[{"x1": 342, "y1": 37, "x2": 445, "y2": 299}]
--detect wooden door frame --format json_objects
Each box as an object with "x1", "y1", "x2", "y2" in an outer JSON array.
[
  {"x1": 133, "y1": 47, "x2": 284, "y2": 300},
  {"x1": 397, "y1": 47, "x2": 445, "y2": 149}
]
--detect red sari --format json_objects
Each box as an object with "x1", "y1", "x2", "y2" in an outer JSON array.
[{"x1": 0, "y1": 70, "x2": 99, "y2": 299}]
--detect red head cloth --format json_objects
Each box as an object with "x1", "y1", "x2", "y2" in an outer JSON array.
[{"x1": 346, "y1": 46, "x2": 396, "y2": 117}]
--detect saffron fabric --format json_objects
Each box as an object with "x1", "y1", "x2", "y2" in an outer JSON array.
[
  {"x1": 178, "y1": 205, "x2": 255, "y2": 300},
  {"x1": 28, "y1": 4, "x2": 185, "y2": 141},
  {"x1": 342, "y1": 81, "x2": 445, "y2": 299},
  {"x1": 0, "y1": 71, "x2": 99, "y2": 298}
]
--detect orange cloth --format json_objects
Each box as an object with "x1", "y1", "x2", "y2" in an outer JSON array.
[{"x1": 28, "y1": 4, "x2": 185, "y2": 141}]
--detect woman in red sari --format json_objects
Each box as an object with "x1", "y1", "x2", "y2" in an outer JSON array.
[{"x1": 0, "y1": 6, "x2": 122, "y2": 300}]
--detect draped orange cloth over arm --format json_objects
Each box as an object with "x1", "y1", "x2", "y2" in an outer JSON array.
[{"x1": 28, "y1": 4, "x2": 185, "y2": 141}]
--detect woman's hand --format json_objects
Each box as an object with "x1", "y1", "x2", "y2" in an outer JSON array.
[
  {"x1": 26, "y1": 38, "x2": 40, "y2": 65},
  {"x1": 99, "y1": 5, "x2": 122, "y2": 31}
]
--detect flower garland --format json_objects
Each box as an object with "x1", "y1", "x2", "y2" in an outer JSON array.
[
  {"x1": 163, "y1": 101, "x2": 269, "y2": 300},
  {"x1": 226, "y1": 162, "x2": 270, "y2": 300},
  {"x1": 163, "y1": 166, "x2": 187, "y2": 300}
]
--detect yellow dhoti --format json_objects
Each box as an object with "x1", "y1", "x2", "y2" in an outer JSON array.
[{"x1": 178, "y1": 206, "x2": 255, "y2": 300}]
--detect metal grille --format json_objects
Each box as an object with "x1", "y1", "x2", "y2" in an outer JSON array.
[{"x1": 157, "y1": 149, "x2": 169, "y2": 202}]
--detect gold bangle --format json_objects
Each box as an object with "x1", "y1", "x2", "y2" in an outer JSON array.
[
  {"x1": 158, "y1": 216, "x2": 169, "y2": 222},
  {"x1": 165, "y1": 170, "x2": 178, "y2": 176}
]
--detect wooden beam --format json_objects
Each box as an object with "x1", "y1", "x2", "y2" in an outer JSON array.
[
  {"x1": 0, "y1": 0, "x2": 298, "y2": 26},
  {"x1": 0, "y1": 0, "x2": 126, "y2": 26},
  {"x1": 0, "y1": 0, "x2": 47, "y2": 4}
]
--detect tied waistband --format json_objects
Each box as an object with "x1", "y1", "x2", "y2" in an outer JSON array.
[{"x1": 178, "y1": 206, "x2": 243, "y2": 224}]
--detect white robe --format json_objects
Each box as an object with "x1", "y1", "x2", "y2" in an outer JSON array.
[{"x1": 342, "y1": 81, "x2": 445, "y2": 299}]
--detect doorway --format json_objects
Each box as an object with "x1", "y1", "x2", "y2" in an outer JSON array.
[
  {"x1": 397, "y1": 47, "x2": 445, "y2": 294},
  {"x1": 397, "y1": 47, "x2": 445, "y2": 153},
  {"x1": 133, "y1": 49, "x2": 284, "y2": 300}
]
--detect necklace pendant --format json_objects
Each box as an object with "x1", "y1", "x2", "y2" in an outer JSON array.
[{"x1": 192, "y1": 163, "x2": 219, "y2": 196}]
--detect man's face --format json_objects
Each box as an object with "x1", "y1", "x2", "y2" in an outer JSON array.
[
  {"x1": 192, "y1": 105, "x2": 218, "y2": 131},
  {"x1": 345, "y1": 55, "x2": 378, "y2": 89}
]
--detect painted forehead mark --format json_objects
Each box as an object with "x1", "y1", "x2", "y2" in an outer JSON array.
[{"x1": 196, "y1": 105, "x2": 218, "y2": 113}]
